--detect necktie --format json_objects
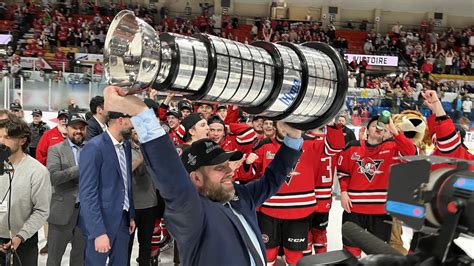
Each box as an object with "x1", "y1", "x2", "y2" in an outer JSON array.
[
  {"x1": 116, "y1": 144, "x2": 129, "y2": 211},
  {"x1": 74, "y1": 145, "x2": 81, "y2": 165},
  {"x1": 223, "y1": 203, "x2": 264, "y2": 266}
]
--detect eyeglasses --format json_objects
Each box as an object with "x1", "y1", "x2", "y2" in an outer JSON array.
[{"x1": 33, "y1": 115, "x2": 41, "y2": 118}]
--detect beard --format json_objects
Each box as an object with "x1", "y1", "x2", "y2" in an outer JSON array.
[
  {"x1": 199, "y1": 175, "x2": 235, "y2": 203},
  {"x1": 71, "y1": 133, "x2": 84, "y2": 146},
  {"x1": 121, "y1": 128, "x2": 132, "y2": 140}
]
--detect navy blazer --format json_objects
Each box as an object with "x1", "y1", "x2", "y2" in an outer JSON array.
[
  {"x1": 78, "y1": 132, "x2": 135, "y2": 241},
  {"x1": 141, "y1": 135, "x2": 301, "y2": 266},
  {"x1": 85, "y1": 116, "x2": 104, "y2": 141}
]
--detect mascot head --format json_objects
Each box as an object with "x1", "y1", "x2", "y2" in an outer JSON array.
[{"x1": 392, "y1": 110, "x2": 431, "y2": 152}]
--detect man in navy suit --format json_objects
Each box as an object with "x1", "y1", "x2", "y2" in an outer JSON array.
[
  {"x1": 78, "y1": 110, "x2": 136, "y2": 266},
  {"x1": 104, "y1": 86, "x2": 304, "y2": 265},
  {"x1": 85, "y1": 96, "x2": 107, "y2": 140}
]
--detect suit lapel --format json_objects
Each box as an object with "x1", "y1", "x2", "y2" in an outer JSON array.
[
  {"x1": 102, "y1": 133, "x2": 122, "y2": 177},
  {"x1": 61, "y1": 140, "x2": 76, "y2": 166},
  {"x1": 228, "y1": 193, "x2": 267, "y2": 256}
]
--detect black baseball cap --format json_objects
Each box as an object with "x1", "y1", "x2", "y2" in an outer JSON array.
[
  {"x1": 108, "y1": 111, "x2": 132, "y2": 119},
  {"x1": 181, "y1": 138, "x2": 243, "y2": 173},
  {"x1": 32, "y1": 109, "x2": 43, "y2": 116},
  {"x1": 166, "y1": 109, "x2": 182, "y2": 119},
  {"x1": 176, "y1": 113, "x2": 204, "y2": 141},
  {"x1": 57, "y1": 109, "x2": 69, "y2": 118},
  {"x1": 208, "y1": 115, "x2": 225, "y2": 127},
  {"x1": 252, "y1": 115, "x2": 264, "y2": 122},
  {"x1": 367, "y1": 115, "x2": 379, "y2": 129},
  {"x1": 216, "y1": 105, "x2": 227, "y2": 111},
  {"x1": 178, "y1": 100, "x2": 193, "y2": 112},
  {"x1": 67, "y1": 114, "x2": 87, "y2": 126},
  {"x1": 9, "y1": 102, "x2": 22, "y2": 110}
]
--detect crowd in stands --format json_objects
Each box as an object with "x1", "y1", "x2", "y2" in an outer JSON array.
[
  {"x1": 362, "y1": 21, "x2": 474, "y2": 76},
  {"x1": 0, "y1": 1, "x2": 472, "y2": 127}
]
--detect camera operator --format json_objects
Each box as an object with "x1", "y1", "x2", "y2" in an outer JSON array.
[
  {"x1": 28, "y1": 109, "x2": 50, "y2": 158},
  {"x1": 0, "y1": 116, "x2": 51, "y2": 266}
]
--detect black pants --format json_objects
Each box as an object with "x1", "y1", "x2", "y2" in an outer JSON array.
[
  {"x1": 0, "y1": 233, "x2": 38, "y2": 266},
  {"x1": 342, "y1": 212, "x2": 392, "y2": 247},
  {"x1": 128, "y1": 206, "x2": 159, "y2": 266}
]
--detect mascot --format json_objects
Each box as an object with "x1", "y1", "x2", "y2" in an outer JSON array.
[{"x1": 389, "y1": 110, "x2": 431, "y2": 254}]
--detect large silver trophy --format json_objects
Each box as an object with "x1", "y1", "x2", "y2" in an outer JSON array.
[{"x1": 104, "y1": 10, "x2": 348, "y2": 129}]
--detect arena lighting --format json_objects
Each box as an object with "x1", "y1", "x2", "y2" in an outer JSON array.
[{"x1": 104, "y1": 10, "x2": 348, "y2": 129}]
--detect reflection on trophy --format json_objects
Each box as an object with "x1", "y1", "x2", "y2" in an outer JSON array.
[{"x1": 104, "y1": 10, "x2": 348, "y2": 129}]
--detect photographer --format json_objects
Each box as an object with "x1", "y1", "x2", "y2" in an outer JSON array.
[
  {"x1": 0, "y1": 116, "x2": 51, "y2": 266},
  {"x1": 28, "y1": 109, "x2": 50, "y2": 158}
]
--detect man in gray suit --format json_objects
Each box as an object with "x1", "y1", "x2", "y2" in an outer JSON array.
[{"x1": 46, "y1": 114, "x2": 87, "y2": 266}]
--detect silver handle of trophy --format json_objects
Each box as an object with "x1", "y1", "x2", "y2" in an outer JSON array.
[{"x1": 104, "y1": 10, "x2": 348, "y2": 130}]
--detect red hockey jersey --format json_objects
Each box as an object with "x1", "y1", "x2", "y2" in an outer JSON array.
[
  {"x1": 244, "y1": 125, "x2": 344, "y2": 220},
  {"x1": 337, "y1": 133, "x2": 418, "y2": 214},
  {"x1": 312, "y1": 126, "x2": 345, "y2": 213},
  {"x1": 427, "y1": 115, "x2": 474, "y2": 171}
]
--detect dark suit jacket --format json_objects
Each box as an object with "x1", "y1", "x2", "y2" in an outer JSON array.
[
  {"x1": 85, "y1": 116, "x2": 104, "y2": 141},
  {"x1": 47, "y1": 140, "x2": 79, "y2": 226},
  {"x1": 78, "y1": 132, "x2": 135, "y2": 241},
  {"x1": 141, "y1": 135, "x2": 301, "y2": 266}
]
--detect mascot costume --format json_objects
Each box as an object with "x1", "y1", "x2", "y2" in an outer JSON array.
[{"x1": 389, "y1": 110, "x2": 431, "y2": 254}]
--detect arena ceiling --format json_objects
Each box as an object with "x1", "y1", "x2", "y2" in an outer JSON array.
[{"x1": 235, "y1": 0, "x2": 474, "y2": 17}]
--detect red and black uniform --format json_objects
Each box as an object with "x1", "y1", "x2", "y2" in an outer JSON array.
[
  {"x1": 218, "y1": 123, "x2": 257, "y2": 181},
  {"x1": 244, "y1": 128, "x2": 342, "y2": 265},
  {"x1": 337, "y1": 133, "x2": 418, "y2": 257},
  {"x1": 169, "y1": 128, "x2": 184, "y2": 146},
  {"x1": 427, "y1": 115, "x2": 474, "y2": 171},
  {"x1": 307, "y1": 126, "x2": 344, "y2": 255}
]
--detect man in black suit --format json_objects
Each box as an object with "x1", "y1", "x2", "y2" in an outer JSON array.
[
  {"x1": 338, "y1": 115, "x2": 356, "y2": 144},
  {"x1": 86, "y1": 96, "x2": 107, "y2": 140}
]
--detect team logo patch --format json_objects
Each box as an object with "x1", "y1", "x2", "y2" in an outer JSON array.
[
  {"x1": 187, "y1": 153, "x2": 197, "y2": 166},
  {"x1": 176, "y1": 147, "x2": 183, "y2": 156},
  {"x1": 266, "y1": 151, "x2": 275, "y2": 159},
  {"x1": 351, "y1": 152, "x2": 360, "y2": 160},
  {"x1": 262, "y1": 234, "x2": 269, "y2": 244},
  {"x1": 356, "y1": 158, "x2": 383, "y2": 182}
]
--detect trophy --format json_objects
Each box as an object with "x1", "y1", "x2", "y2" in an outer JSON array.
[{"x1": 104, "y1": 10, "x2": 348, "y2": 129}]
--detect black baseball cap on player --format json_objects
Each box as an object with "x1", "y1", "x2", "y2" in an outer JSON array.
[
  {"x1": 178, "y1": 100, "x2": 193, "y2": 112},
  {"x1": 181, "y1": 138, "x2": 243, "y2": 173}
]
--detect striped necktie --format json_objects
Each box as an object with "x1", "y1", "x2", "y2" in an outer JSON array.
[{"x1": 116, "y1": 144, "x2": 129, "y2": 211}]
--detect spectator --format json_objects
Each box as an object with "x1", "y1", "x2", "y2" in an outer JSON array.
[
  {"x1": 93, "y1": 59, "x2": 104, "y2": 75},
  {"x1": 348, "y1": 74, "x2": 357, "y2": 88},
  {"x1": 9, "y1": 102, "x2": 24, "y2": 119},
  {"x1": 88, "y1": 40, "x2": 101, "y2": 54},
  {"x1": 28, "y1": 109, "x2": 50, "y2": 158},
  {"x1": 451, "y1": 94, "x2": 463, "y2": 123},
  {"x1": 337, "y1": 115, "x2": 356, "y2": 144},
  {"x1": 462, "y1": 96, "x2": 472, "y2": 119}
]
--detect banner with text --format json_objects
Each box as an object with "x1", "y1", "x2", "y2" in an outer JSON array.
[{"x1": 344, "y1": 54, "x2": 399, "y2": 67}]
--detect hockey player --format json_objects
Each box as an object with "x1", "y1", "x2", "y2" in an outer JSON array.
[
  {"x1": 337, "y1": 115, "x2": 418, "y2": 257},
  {"x1": 244, "y1": 122, "x2": 344, "y2": 265},
  {"x1": 308, "y1": 127, "x2": 344, "y2": 255},
  {"x1": 423, "y1": 90, "x2": 474, "y2": 169}
]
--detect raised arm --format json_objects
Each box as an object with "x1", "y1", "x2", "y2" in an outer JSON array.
[{"x1": 103, "y1": 86, "x2": 205, "y2": 240}]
